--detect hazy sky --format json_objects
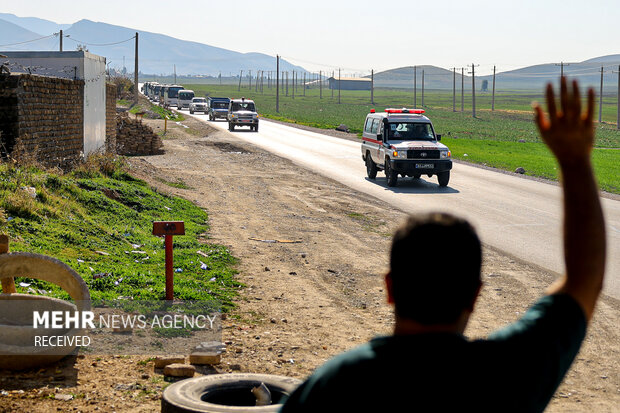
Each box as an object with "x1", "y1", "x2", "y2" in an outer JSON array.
[{"x1": 2, "y1": 0, "x2": 619, "y2": 75}]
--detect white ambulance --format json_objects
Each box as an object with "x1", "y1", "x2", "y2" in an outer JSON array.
[{"x1": 361, "y1": 108, "x2": 452, "y2": 187}]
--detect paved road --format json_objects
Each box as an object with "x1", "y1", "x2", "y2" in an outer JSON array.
[{"x1": 154, "y1": 97, "x2": 617, "y2": 300}]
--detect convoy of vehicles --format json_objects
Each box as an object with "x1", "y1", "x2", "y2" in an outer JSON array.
[
  {"x1": 227, "y1": 98, "x2": 259, "y2": 131},
  {"x1": 189, "y1": 97, "x2": 208, "y2": 114},
  {"x1": 177, "y1": 90, "x2": 195, "y2": 110},
  {"x1": 361, "y1": 108, "x2": 452, "y2": 187},
  {"x1": 162, "y1": 85, "x2": 184, "y2": 109},
  {"x1": 141, "y1": 84, "x2": 256, "y2": 133},
  {"x1": 207, "y1": 97, "x2": 231, "y2": 120}
]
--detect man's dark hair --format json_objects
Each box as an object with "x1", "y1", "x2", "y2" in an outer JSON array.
[{"x1": 390, "y1": 213, "x2": 482, "y2": 325}]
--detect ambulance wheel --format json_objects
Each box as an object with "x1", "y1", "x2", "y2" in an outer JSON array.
[
  {"x1": 438, "y1": 171, "x2": 450, "y2": 187},
  {"x1": 365, "y1": 154, "x2": 377, "y2": 179},
  {"x1": 385, "y1": 160, "x2": 398, "y2": 187}
]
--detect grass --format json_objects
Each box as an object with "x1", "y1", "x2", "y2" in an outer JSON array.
[
  {"x1": 128, "y1": 97, "x2": 185, "y2": 122},
  {"x1": 0, "y1": 154, "x2": 241, "y2": 310},
  {"x1": 182, "y1": 83, "x2": 620, "y2": 194}
]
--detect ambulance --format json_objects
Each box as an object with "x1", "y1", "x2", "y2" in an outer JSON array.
[{"x1": 361, "y1": 108, "x2": 452, "y2": 187}]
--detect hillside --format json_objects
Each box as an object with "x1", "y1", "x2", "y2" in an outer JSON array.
[
  {"x1": 0, "y1": 12, "x2": 70, "y2": 35},
  {"x1": 0, "y1": 16, "x2": 305, "y2": 76},
  {"x1": 0, "y1": 18, "x2": 57, "y2": 50}
]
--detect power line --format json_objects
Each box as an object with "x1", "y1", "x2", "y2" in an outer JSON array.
[
  {"x1": 0, "y1": 34, "x2": 55, "y2": 47},
  {"x1": 64, "y1": 35, "x2": 136, "y2": 47}
]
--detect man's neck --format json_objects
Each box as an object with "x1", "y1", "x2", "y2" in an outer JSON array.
[{"x1": 393, "y1": 313, "x2": 470, "y2": 336}]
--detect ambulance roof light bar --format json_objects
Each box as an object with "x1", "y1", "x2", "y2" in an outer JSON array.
[{"x1": 384, "y1": 108, "x2": 425, "y2": 114}]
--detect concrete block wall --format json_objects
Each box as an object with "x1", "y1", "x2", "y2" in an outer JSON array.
[{"x1": 0, "y1": 73, "x2": 83, "y2": 167}]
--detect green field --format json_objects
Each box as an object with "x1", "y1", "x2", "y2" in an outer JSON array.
[{"x1": 181, "y1": 83, "x2": 620, "y2": 194}]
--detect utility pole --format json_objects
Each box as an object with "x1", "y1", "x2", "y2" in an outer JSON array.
[
  {"x1": 319, "y1": 70, "x2": 322, "y2": 99},
  {"x1": 599, "y1": 66, "x2": 604, "y2": 123},
  {"x1": 292, "y1": 71, "x2": 295, "y2": 99},
  {"x1": 238, "y1": 70, "x2": 243, "y2": 91},
  {"x1": 134, "y1": 32, "x2": 139, "y2": 103},
  {"x1": 332, "y1": 71, "x2": 334, "y2": 99},
  {"x1": 469, "y1": 63, "x2": 478, "y2": 118},
  {"x1": 286, "y1": 71, "x2": 289, "y2": 96},
  {"x1": 492, "y1": 65, "x2": 496, "y2": 111},
  {"x1": 59, "y1": 29, "x2": 63, "y2": 52},
  {"x1": 413, "y1": 66, "x2": 417, "y2": 107},
  {"x1": 452, "y1": 68, "x2": 456, "y2": 112},
  {"x1": 219, "y1": 72, "x2": 222, "y2": 85},
  {"x1": 371, "y1": 69, "x2": 374, "y2": 104},
  {"x1": 461, "y1": 67, "x2": 464, "y2": 112},
  {"x1": 338, "y1": 68, "x2": 341, "y2": 104},
  {"x1": 421, "y1": 70, "x2": 425, "y2": 107},
  {"x1": 249, "y1": 70, "x2": 252, "y2": 89},
  {"x1": 276, "y1": 56, "x2": 280, "y2": 112}
]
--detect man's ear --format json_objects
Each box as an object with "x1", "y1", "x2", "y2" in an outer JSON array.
[{"x1": 385, "y1": 272, "x2": 394, "y2": 304}]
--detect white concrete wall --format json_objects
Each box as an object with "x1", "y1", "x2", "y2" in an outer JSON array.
[
  {"x1": 1, "y1": 51, "x2": 107, "y2": 156},
  {"x1": 82, "y1": 52, "x2": 107, "y2": 155}
]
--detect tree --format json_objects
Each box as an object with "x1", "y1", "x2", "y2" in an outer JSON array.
[{"x1": 481, "y1": 80, "x2": 489, "y2": 92}]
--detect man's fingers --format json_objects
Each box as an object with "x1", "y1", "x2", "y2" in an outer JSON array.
[
  {"x1": 572, "y1": 80, "x2": 581, "y2": 118},
  {"x1": 533, "y1": 104, "x2": 548, "y2": 132},
  {"x1": 560, "y1": 76, "x2": 569, "y2": 117},
  {"x1": 546, "y1": 83, "x2": 557, "y2": 122},
  {"x1": 585, "y1": 88, "x2": 595, "y2": 127}
]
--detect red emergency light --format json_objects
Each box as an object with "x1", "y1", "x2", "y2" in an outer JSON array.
[
  {"x1": 385, "y1": 108, "x2": 425, "y2": 114},
  {"x1": 370, "y1": 109, "x2": 376, "y2": 113}
]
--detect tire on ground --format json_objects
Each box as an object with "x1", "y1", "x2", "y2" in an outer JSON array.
[
  {"x1": 438, "y1": 171, "x2": 450, "y2": 187},
  {"x1": 366, "y1": 153, "x2": 377, "y2": 179},
  {"x1": 385, "y1": 159, "x2": 398, "y2": 187},
  {"x1": 161, "y1": 373, "x2": 302, "y2": 413}
]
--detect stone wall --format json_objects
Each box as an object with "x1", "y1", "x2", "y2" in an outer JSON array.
[
  {"x1": 0, "y1": 73, "x2": 83, "y2": 167},
  {"x1": 105, "y1": 82, "x2": 116, "y2": 153},
  {"x1": 115, "y1": 112, "x2": 163, "y2": 156}
]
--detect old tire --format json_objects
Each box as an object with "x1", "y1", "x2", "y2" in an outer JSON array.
[
  {"x1": 228, "y1": 123, "x2": 234, "y2": 132},
  {"x1": 161, "y1": 373, "x2": 302, "y2": 413},
  {"x1": 365, "y1": 154, "x2": 377, "y2": 179},
  {"x1": 385, "y1": 159, "x2": 398, "y2": 187},
  {"x1": 190, "y1": 110, "x2": 194, "y2": 114},
  {"x1": 438, "y1": 171, "x2": 450, "y2": 187},
  {"x1": 254, "y1": 124, "x2": 259, "y2": 132},
  {"x1": 0, "y1": 252, "x2": 91, "y2": 370}
]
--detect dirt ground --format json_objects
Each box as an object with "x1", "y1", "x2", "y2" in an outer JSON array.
[{"x1": 0, "y1": 115, "x2": 618, "y2": 412}]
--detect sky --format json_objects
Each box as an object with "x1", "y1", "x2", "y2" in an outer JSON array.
[{"x1": 2, "y1": 0, "x2": 619, "y2": 76}]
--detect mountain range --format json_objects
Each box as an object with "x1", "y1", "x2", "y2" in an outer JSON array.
[{"x1": 0, "y1": 13, "x2": 304, "y2": 76}]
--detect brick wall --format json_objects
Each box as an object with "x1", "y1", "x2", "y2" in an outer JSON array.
[
  {"x1": 105, "y1": 82, "x2": 116, "y2": 153},
  {"x1": 0, "y1": 73, "x2": 83, "y2": 167},
  {"x1": 115, "y1": 112, "x2": 163, "y2": 156}
]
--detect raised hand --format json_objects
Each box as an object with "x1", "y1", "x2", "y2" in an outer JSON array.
[{"x1": 534, "y1": 77, "x2": 595, "y2": 166}]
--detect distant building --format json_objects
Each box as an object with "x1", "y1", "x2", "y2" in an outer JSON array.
[{"x1": 327, "y1": 77, "x2": 371, "y2": 91}]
